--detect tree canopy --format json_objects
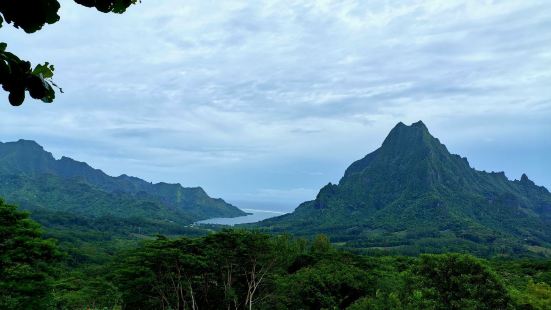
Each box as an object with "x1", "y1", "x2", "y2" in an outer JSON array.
[
  {"x1": 0, "y1": 0, "x2": 139, "y2": 106},
  {"x1": 1, "y1": 200, "x2": 550, "y2": 309},
  {"x1": 0, "y1": 199, "x2": 60, "y2": 310}
]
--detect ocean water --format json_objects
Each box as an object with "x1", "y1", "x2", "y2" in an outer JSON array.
[
  {"x1": 196, "y1": 201, "x2": 295, "y2": 226},
  {"x1": 196, "y1": 208, "x2": 287, "y2": 226}
]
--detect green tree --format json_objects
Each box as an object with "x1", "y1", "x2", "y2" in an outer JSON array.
[
  {"x1": 0, "y1": 199, "x2": 60, "y2": 309},
  {"x1": 407, "y1": 254, "x2": 512, "y2": 310},
  {"x1": 0, "y1": 0, "x2": 138, "y2": 106},
  {"x1": 346, "y1": 292, "x2": 402, "y2": 310},
  {"x1": 202, "y1": 230, "x2": 283, "y2": 310},
  {"x1": 114, "y1": 230, "x2": 290, "y2": 310},
  {"x1": 51, "y1": 268, "x2": 122, "y2": 310},
  {"x1": 511, "y1": 280, "x2": 551, "y2": 310},
  {"x1": 272, "y1": 260, "x2": 372, "y2": 309},
  {"x1": 114, "y1": 235, "x2": 206, "y2": 310},
  {"x1": 310, "y1": 234, "x2": 332, "y2": 254}
]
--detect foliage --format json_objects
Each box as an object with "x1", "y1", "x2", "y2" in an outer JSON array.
[
  {"x1": 0, "y1": 44, "x2": 57, "y2": 106},
  {"x1": 271, "y1": 261, "x2": 372, "y2": 309},
  {"x1": 52, "y1": 268, "x2": 122, "y2": 310},
  {"x1": 2, "y1": 201, "x2": 551, "y2": 310},
  {"x1": 111, "y1": 233, "x2": 550, "y2": 310},
  {"x1": 0, "y1": 199, "x2": 60, "y2": 310},
  {"x1": 73, "y1": 0, "x2": 140, "y2": 14},
  {"x1": 408, "y1": 254, "x2": 512, "y2": 309},
  {"x1": 114, "y1": 230, "x2": 290, "y2": 310},
  {"x1": 514, "y1": 281, "x2": 551, "y2": 309},
  {"x1": 0, "y1": 0, "x2": 138, "y2": 105}
]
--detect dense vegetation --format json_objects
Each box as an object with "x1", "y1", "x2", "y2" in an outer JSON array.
[
  {"x1": 0, "y1": 139, "x2": 245, "y2": 238},
  {"x1": 0, "y1": 139, "x2": 247, "y2": 265},
  {"x1": 255, "y1": 121, "x2": 551, "y2": 257},
  {"x1": 1, "y1": 200, "x2": 551, "y2": 309},
  {"x1": 0, "y1": 199, "x2": 61, "y2": 309}
]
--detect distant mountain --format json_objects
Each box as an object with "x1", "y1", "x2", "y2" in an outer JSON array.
[
  {"x1": 255, "y1": 121, "x2": 551, "y2": 257},
  {"x1": 0, "y1": 140, "x2": 246, "y2": 234}
]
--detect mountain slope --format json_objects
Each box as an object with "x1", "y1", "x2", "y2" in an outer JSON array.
[
  {"x1": 255, "y1": 121, "x2": 551, "y2": 256},
  {"x1": 0, "y1": 140, "x2": 246, "y2": 226}
]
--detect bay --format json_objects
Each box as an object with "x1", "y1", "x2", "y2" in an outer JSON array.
[{"x1": 196, "y1": 208, "x2": 287, "y2": 226}]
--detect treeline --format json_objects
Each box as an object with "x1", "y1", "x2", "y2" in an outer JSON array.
[
  {"x1": 1, "y1": 199, "x2": 551, "y2": 309},
  {"x1": 60, "y1": 233, "x2": 550, "y2": 310},
  {"x1": 30, "y1": 208, "x2": 210, "y2": 266}
]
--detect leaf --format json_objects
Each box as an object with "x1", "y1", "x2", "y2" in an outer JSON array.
[
  {"x1": 112, "y1": 0, "x2": 131, "y2": 13},
  {"x1": 41, "y1": 81, "x2": 56, "y2": 103},
  {"x1": 32, "y1": 63, "x2": 54, "y2": 79}
]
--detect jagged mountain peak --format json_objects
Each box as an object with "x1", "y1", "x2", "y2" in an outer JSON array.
[
  {"x1": 257, "y1": 121, "x2": 551, "y2": 256},
  {"x1": 393, "y1": 120, "x2": 429, "y2": 130},
  {"x1": 15, "y1": 139, "x2": 44, "y2": 147},
  {"x1": 382, "y1": 120, "x2": 437, "y2": 150},
  {"x1": 0, "y1": 139, "x2": 56, "y2": 175},
  {"x1": 521, "y1": 173, "x2": 533, "y2": 184},
  {"x1": 1, "y1": 139, "x2": 48, "y2": 153},
  {"x1": 343, "y1": 121, "x2": 459, "y2": 186}
]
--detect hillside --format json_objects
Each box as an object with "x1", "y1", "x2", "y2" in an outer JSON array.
[
  {"x1": 255, "y1": 121, "x2": 551, "y2": 257},
  {"x1": 0, "y1": 140, "x2": 246, "y2": 233}
]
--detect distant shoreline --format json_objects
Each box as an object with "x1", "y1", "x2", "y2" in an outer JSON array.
[{"x1": 196, "y1": 208, "x2": 287, "y2": 226}]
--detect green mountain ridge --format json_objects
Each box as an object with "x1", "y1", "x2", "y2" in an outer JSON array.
[
  {"x1": 0, "y1": 139, "x2": 246, "y2": 228},
  {"x1": 254, "y1": 121, "x2": 551, "y2": 257}
]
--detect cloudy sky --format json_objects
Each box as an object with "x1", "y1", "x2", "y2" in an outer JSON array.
[{"x1": 1, "y1": 0, "x2": 550, "y2": 209}]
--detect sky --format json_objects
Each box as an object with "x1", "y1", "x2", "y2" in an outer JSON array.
[{"x1": 1, "y1": 0, "x2": 550, "y2": 210}]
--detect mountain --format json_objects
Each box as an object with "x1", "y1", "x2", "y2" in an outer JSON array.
[
  {"x1": 0, "y1": 140, "x2": 246, "y2": 234},
  {"x1": 255, "y1": 121, "x2": 551, "y2": 257}
]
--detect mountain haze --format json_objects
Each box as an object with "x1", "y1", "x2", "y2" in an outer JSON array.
[{"x1": 255, "y1": 121, "x2": 551, "y2": 256}]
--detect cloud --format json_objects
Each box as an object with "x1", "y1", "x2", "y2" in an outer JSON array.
[{"x1": 1, "y1": 0, "x2": 550, "y2": 207}]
